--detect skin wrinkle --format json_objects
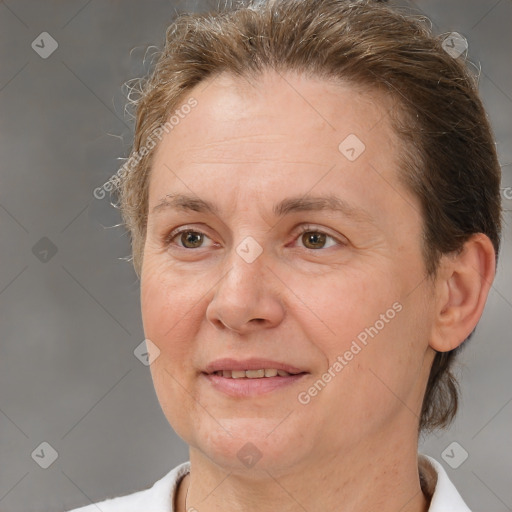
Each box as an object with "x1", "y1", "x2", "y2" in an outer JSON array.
[
  {"x1": 142, "y1": 70, "x2": 435, "y2": 512},
  {"x1": 150, "y1": 192, "x2": 378, "y2": 227},
  {"x1": 161, "y1": 158, "x2": 332, "y2": 165},
  {"x1": 107, "y1": 3, "x2": 502, "y2": 508}
]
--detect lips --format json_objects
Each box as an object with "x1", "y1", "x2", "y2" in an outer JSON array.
[
  {"x1": 212, "y1": 369, "x2": 296, "y2": 378},
  {"x1": 203, "y1": 357, "x2": 307, "y2": 376},
  {"x1": 201, "y1": 357, "x2": 309, "y2": 397}
]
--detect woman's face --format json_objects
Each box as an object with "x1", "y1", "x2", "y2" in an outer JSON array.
[{"x1": 141, "y1": 71, "x2": 436, "y2": 473}]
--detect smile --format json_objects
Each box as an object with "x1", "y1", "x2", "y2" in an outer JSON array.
[
  {"x1": 211, "y1": 368, "x2": 300, "y2": 378},
  {"x1": 202, "y1": 370, "x2": 308, "y2": 397}
]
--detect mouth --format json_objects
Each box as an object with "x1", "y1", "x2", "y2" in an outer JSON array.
[
  {"x1": 201, "y1": 358, "x2": 309, "y2": 397},
  {"x1": 207, "y1": 368, "x2": 305, "y2": 378}
]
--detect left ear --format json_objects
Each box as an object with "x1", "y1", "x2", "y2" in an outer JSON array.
[{"x1": 429, "y1": 233, "x2": 496, "y2": 353}]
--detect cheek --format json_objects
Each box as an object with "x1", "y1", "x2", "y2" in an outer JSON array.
[
  {"x1": 141, "y1": 259, "x2": 202, "y2": 342},
  {"x1": 140, "y1": 268, "x2": 201, "y2": 403},
  {"x1": 320, "y1": 295, "x2": 430, "y2": 438},
  {"x1": 287, "y1": 265, "x2": 422, "y2": 430},
  {"x1": 278, "y1": 263, "x2": 401, "y2": 355}
]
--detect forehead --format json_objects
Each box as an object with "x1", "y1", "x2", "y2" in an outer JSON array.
[
  {"x1": 154, "y1": 70, "x2": 398, "y2": 162},
  {"x1": 148, "y1": 70, "x2": 412, "y2": 224}
]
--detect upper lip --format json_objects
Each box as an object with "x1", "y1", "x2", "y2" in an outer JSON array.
[{"x1": 203, "y1": 358, "x2": 308, "y2": 375}]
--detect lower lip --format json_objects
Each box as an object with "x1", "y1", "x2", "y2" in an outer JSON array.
[{"x1": 202, "y1": 372, "x2": 308, "y2": 397}]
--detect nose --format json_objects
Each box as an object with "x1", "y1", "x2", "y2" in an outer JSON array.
[{"x1": 205, "y1": 244, "x2": 286, "y2": 334}]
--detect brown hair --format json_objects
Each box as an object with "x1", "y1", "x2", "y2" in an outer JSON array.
[{"x1": 114, "y1": 0, "x2": 502, "y2": 432}]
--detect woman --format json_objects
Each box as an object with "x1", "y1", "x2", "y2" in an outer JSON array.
[{"x1": 67, "y1": 0, "x2": 502, "y2": 510}]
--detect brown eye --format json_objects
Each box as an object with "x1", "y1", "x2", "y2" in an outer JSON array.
[
  {"x1": 301, "y1": 231, "x2": 328, "y2": 249},
  {"x1": 179, "y1": 231, "x2": 204, "y2": 248}
]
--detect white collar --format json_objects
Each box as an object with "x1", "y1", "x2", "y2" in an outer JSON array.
[
  {"x1": 419, "y1": 454, "x2": 471, "y2": 511},
  {"x1": 66, "y1": 454, "x2": 471, "y2": 511}
]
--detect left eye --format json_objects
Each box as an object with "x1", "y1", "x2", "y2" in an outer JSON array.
[{"x1": 293, "y1": 226, "x2": 342, "y2": 250}]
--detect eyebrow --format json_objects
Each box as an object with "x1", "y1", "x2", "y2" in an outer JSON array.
[{"x1": 151, "y1": 193, "x2": 375, "y2": 224}]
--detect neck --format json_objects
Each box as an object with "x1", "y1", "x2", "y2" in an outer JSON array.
[{"x1": 176, "y1": 427, "x2": 429, "y2": 512}]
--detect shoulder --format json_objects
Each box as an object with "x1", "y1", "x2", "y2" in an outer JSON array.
[
  {"x1": 65, "y1": 461, "x2": 190, "y2": 512},
  {"x1": 419, "y1": 454, "x2": 471, "y2": 512}
]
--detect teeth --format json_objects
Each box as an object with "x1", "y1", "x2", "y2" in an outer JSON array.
[
  {"x1": 245, "y1": 369, "x2": 265, "y2": 378},
  {"x1": 213, "y1": 369, "x2": 294, "y2": 378}
]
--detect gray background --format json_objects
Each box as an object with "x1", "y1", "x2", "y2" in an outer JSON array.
[{"x1": 0, "y1": 1, "x2": 510, "y2": 511}]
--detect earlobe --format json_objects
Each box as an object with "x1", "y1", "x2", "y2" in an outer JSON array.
[{"x1": 429, "y1": 234, "x2": 496, "y2": 353}]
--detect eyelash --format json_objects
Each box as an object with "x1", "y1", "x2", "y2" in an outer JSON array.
[{"x1": 163, "y1": 224, "x2": 346, "y2": 251}]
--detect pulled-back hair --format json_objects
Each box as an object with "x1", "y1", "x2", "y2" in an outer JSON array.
[{"x1": 114, "y1": 0, "x2": 502, "y2": 432}]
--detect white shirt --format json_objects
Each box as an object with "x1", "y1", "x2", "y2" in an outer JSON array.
[{"x1": 65, "y1": 454, "x2": 471, "y2": 511}]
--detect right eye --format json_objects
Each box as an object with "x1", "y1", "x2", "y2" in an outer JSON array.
[{"x1": 164, "y1": 227, "x2": 216, "y2": 249}]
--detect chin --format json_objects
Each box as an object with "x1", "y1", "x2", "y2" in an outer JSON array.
[{"x1": 188, "y1": 416, "x2": 311, "y2": 474}]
